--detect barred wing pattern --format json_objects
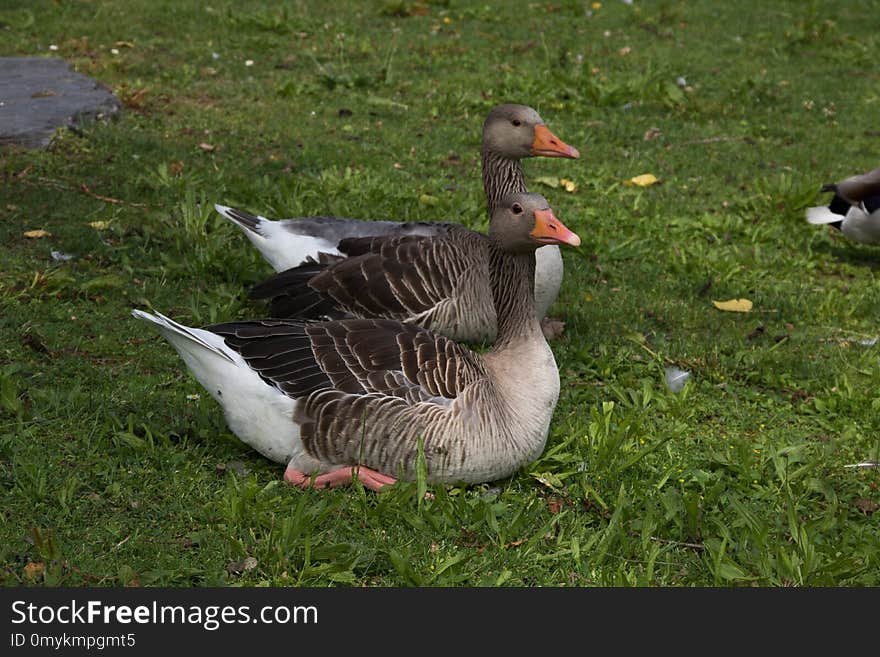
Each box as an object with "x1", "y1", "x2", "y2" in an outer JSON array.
[
  {"x1": 207, "y1": 317, "x2": 493, "y2": 479},
  {"x1": 249, "y1": 226, "x2": 498, "y2": 342}
]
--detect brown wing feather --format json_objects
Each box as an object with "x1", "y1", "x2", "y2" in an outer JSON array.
[
  {"x1": 305, "y1": 318, "x2": 487, "y2": 400},
  {"x1": 246, "y1": 226, "x2": 488, "y2": 326},
  {"x1": 206, "y1": 317, "x2": 488, "y2": 403}
]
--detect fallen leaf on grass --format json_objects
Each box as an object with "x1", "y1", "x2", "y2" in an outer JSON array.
[
  {"x1": 746, "y1": 325, "x2": 766, "y2": 340},
  {"x1": 712, "y1": 298, "x2": 753, "y2": 313},
  {"x1": 23, "y1": 562, "x2": 45, "y2": 580},
  {"x1": 198, "y1": 142, "x2": 216, "y2": 152},
  {"x1": 22, "y1": 329, "x2": 50, "y2": 354},
  {"x1": 854, "y1": 498, "x2": 879, "y2": 515},
  {"x1": 560, "y1": 178, "x2": 577, "y2": 192},
  {"x1": 440, "y1": 152, "x2": 461, "y2": 167},
  {"x1": 226, "y1": 556, "x2": 258, "y2": 575},
  {"x1": 625, "y1": 173, "x2": 659, "y2": 187},
  {"x1": 24, "y1": 229, "x2": 51, "y2": 238},
  {"x1": 88, "y1": 220, "x2": 111, "y2": 230},
  {"x1": 547, "y1": 497, "x2": 564, "y2": 514},
  {"x1": 419, "y1": 194, "x2": 439, "y2": 206}
]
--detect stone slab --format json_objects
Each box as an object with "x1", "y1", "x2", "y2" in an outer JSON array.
[{"x1": 0, "y1": 57, "x2": 121, "y2": 149}]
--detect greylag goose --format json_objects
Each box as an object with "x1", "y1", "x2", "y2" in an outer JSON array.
[
  {"x1": 132, "y1": 192, "x2": 580, "y2": 491},
  {"x1": 806, "y1": 166, "x2": 880, "y2": 244},
  {"x1": 216, "y1": 104, "x2": 580, "y2": 338}
]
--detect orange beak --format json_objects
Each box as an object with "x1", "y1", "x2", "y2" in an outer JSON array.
[
  {"x1": 530, "y1": 208, "x2": 581, "y2": 247},
  {"x1": 531, "y1": 124, "x2": 581, "y2": 159}
]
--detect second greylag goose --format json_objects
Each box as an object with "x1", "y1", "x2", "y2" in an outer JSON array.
[
  {"x1": 132, "y1": 192, "x2": 580, "y2": 491},
  {"x1": 216, "y1": 104, "x2": 580, "y2": 337},
  {"x1": 806, "y1": 166, "x2": 880, "y2": 244}
]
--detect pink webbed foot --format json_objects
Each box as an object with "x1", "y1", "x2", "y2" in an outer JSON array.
[{"x1": 284, "y1": 465, "x2": 397, "y2": 492}]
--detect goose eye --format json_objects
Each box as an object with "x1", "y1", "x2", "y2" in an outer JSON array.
[
  {"x1": 511, "y1": 203, "x2": 523, "y2": 215},
  {"x1": 511, "y1": 119, "x2": 522, "y2": 127}
]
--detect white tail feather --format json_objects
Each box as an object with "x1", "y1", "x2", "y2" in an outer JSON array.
[
  {"x1": 131, "y1": 309, "x2": 235, "y2": 364},
  {"x1": 131, "y1": 309, "x2": 303, "y2": 464},
  {"x1": 806, "y1": 205, "x2": 843, "y2": 225},
  {"x1": 214, "y1": 204, "x2": 263, "y2": 234},
  {"x1": 214, "y1": 204, "x2": 234, "y2": 220}
]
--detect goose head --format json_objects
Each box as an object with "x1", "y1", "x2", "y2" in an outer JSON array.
[
  {"x1": 482, "y1": 104, "x2": 580, "y2": 160},
  {"x1": 490, "y1": 192, "x2": 581, "y2": 253}
]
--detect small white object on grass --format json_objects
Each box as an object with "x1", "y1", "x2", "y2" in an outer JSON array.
[
  {"x1": 51, "y1": 250, "x2": 75, "y2": 261},
  {"x1": 665, "y1": 367, "x2": 691, "y2": 393},
  {"x1": 857, "y1": 337, "x2": 878, "y2": 347},
  {"x1": 676, "y1": 76, "x2": 687, "y2": 88},
  {"x1": 844, "y1": 462, "x2": 879, "y2": 469}
]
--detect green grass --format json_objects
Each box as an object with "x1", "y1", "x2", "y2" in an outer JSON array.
[{"x1": 2, "y1": 0, "x2": 879, "y2": 587}]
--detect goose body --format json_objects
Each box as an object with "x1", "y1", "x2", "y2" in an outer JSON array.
[
  {"x1": 134, "y1": 193, "x2": 580, "y2": 490},
  {"x1": 806, "y1": 167, "x2": 880, "y2": 244},
  {"x1": 217, "y1": 104, "x2": 580, "y2": 340}
]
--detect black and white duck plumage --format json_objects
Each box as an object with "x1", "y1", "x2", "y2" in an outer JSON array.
[{"x1": 806, "y1": 167, "x2": 880, "y2": 244}]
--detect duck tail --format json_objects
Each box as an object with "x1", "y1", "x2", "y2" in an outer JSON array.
[{"x1": 805, "y1": 205, "x2": 843, "y2": 225}]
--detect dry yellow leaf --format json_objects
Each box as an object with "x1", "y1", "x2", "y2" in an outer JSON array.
[
  {"x1": 712, "y1": 298, "x2": 753, "y2": 313},
  {"x1": 23, "y1": 562, "x2": 45, "y2": 580},
  {"x1": 626, "y1": 173, "x2": 659, "y2": 187},
  {"x1": 88, "y1": 220, "x2": 111, "y2": 230},
  {"x1": 24, "y1": 229, "x2": 51, "y2": 238},
  {"x1": 560, "y1": 178, "x2": 577, "y2": 193}
]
